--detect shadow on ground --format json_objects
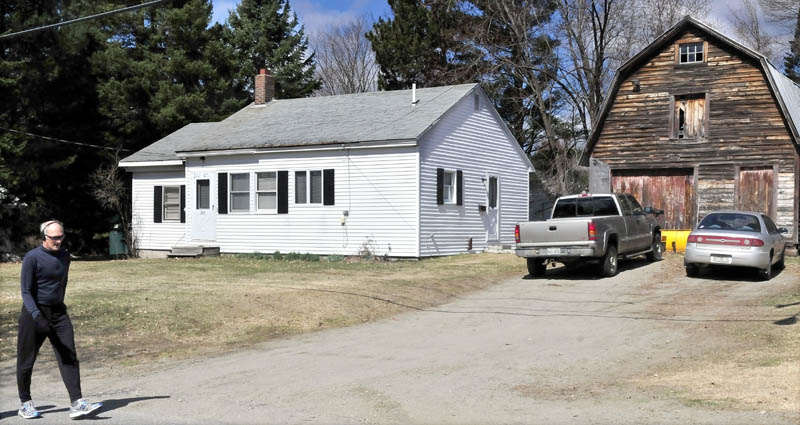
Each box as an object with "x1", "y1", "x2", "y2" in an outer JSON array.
[{"x1": 0, "y1": 396, "x2": 170, "y2": 420}]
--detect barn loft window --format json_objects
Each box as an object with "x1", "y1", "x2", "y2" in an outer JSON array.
[
  {"x1": 678, "y1": 42, "x2": 704, "y2": 63},
  {"x1": 673, "y1": 94, "x2": 706, "y2": 139}
]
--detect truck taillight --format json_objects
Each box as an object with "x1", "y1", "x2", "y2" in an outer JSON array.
[
  {"x1": 588, "y1": 222, "x2": 597, "y2": 240},
  {"x1": 515, "y1": 224, "x2": 520, "y2": 243}
]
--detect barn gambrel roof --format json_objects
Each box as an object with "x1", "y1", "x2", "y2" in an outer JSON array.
[{"x1": 580, "y1": 15, "x2": 800, "y2": 166}]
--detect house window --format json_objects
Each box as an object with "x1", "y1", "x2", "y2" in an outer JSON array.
[
  {"x1": 230, "y1": 173, "x2": 250, "y2": 212},
  {"x1": 295, "y1": 170, "x2": 323, "y2": 204},
  {"x1": 673, "y1": 94, "x2": 705, "y2": 139},
  {"x1": 443, "y1": 170, "x2": 456, "y2": 204},
  {"x1": 256, "y1": 172, "x2": 277, "y2": 211},
  {"x1": 679, "y1": 42, "x2": 703, "y2": 63},
  {"x1": 488, "y1": 176, "x2": 498, "y2": 208},
  {"x1": 163, "y1": 186, "x2": 181, "y2": 221},
  {"x1": 196, "y1": 179, "x2": 210, "y2": 209}
]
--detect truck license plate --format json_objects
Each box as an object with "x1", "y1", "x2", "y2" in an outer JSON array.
[
  {"x1": 710, "y1": 255, "x2": 732, "y2": 264},
  {"x1": 547, "y1": 248, "x2": 561, "y2": 255}
]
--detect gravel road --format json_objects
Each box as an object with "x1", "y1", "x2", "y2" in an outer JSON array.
[{"x1": 1, "y1": 255, "x2": 797, "y2": 424}]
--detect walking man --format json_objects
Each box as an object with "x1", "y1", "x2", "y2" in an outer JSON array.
[{"x1": 17, "y1": 220, "x2": 103, "y2": 419}]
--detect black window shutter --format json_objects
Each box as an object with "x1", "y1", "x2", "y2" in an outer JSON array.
[
  {"x1": 180, "y1": 185, "x2": 186, "y2": 223},
  {"x1": 436, "y1": 168, "x2": 444, "y2": 205},
  {"x1": 278, "y1": 170, "x2": 289, "y2": 214},
  {"x1": 323, "y1": 169, "x2": 335, "y2": 205},
  {"x1": 153, "y1": 186, "x2": 163, "y2": 223},
  {"x1": 218, "y1": 173, "x2": 228, "y2": 214},
  {"x1": 457, "y1": 170, "x2": 463, "y2": 206}
]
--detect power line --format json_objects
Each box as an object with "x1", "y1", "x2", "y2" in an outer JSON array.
[
  {"x1": 0, "y1": 0, "x2": 171, "y2": 40},
  {"x1": 0, "y1": 126, "x2": 130, "y2": 152}
]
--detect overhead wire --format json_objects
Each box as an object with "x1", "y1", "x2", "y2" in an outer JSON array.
[
  {"x1": 0, "y1": 0, "x2": 171, "y2": 40},
  {"x1": 0, "y1": 126, "x2": 130, "y2": 152}
]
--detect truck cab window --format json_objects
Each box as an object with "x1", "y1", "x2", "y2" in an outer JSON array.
[{"x1": 552, "y1": 198, "x2": 576, "y2": 218}]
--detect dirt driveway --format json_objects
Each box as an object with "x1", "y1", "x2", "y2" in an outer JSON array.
[{"x1": 1, "y1": 254, "x2": 798, "y2": 424}]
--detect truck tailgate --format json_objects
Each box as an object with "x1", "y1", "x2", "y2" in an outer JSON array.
[{"x1": 518, "y1": 219, "x2": 590, "y2": 245}]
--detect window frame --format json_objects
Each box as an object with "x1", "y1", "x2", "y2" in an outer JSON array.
[
  {"x1": 162, "y1": 185, "x2": 182, "y2": 222},
  {"x1": 294, "y1": 169, "x2": 324, "y2": 205},
  {"x1": 670, "y1": 92, "x2": 709, "y2": 139},
  {"x1": 229, "y1": 172, "x2": 251, "y2": 213},
  {"x1": 677, "y1": 42, "x2": 705, "y2": 64},
  {"x1": 442, "y1": 169, "x2": 457, "y2": 204},
  {"x1": 256, "y1": 171, "x2": 278, "y2": 213},
  {"x1": 196, "y1": 179, "x2": 210, "y2": 210}
]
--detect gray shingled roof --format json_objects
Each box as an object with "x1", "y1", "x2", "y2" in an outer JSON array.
[{"x1": 121, "y1": 83, "x2": 479, "y2": 163}]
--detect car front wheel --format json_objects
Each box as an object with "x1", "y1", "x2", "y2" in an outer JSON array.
[{"x1": 646, "y1": 232, "x2": 663, "y2": 262}]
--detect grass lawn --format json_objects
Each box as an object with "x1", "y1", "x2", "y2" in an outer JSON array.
[{"x1": 0, "y1": 253, "x2": 526, "y2": 368}]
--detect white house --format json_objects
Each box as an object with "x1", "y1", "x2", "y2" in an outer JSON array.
[{"x1": 120, "y1": 71, "x2": 534, "y2": 258}]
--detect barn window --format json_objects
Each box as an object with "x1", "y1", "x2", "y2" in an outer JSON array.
[
  {"x1": 673, "y1": 94, "x2": 706, "y2": 139},
  {"x1": 678, "y1": 42, "x2": 703, "y2": 63}
]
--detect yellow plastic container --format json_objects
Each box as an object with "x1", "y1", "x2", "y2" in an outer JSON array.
[{"x1": 661, "y1": 230, "x2": 692, "y2": 253}]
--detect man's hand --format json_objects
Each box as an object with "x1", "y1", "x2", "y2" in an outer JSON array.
[{"x1": 34, "y1": 314, "x2": 50, "y2": 333}]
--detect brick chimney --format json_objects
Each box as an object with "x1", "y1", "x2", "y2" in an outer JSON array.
[{"x1": 254, "y1": 68, "x2": 275, "y2": 105}]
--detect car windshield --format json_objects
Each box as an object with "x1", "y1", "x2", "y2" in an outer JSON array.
[{"x1": 698, "y1": 213, "x2": 761, "y2": 232}]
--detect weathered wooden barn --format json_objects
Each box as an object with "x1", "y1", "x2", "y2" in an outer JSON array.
[{"x1": 581, "y1": 16, "x2": 800, "y2": 248}]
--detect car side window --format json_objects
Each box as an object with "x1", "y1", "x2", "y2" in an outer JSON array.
[
  {"x1": 626, "y1": 195, "x2": 644, "y2": 215},
  {"x1": 618, "y1": 196, "x2": 633, "y2": 216},
  {"x1": 762, "y1": 215, "x2": 778, "y2": 234}
]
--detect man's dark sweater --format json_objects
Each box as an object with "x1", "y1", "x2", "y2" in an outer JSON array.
[{"x1": 20, "y1": 246, "x2": 70, "y2": 319}]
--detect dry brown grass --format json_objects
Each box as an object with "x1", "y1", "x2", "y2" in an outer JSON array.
[
  {"x1": 0, "y1": 253, "x2": 525, "y2": 368},
  {"x1": 630, "y1": 258, "x2": 800, "y2": 413}
]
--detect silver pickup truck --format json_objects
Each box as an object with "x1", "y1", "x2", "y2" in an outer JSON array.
[{"x1": 515, "y1": 193, "x2": 664, "y2": 277}]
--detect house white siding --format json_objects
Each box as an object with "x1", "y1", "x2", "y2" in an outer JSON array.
[
  {"x1": 182, "y1": 146, "x2": 420, "y2": 257},
  {"x1": 131, "y1": 169, "x2": 187, "y2": 251},
  {"x1": 419, "y1": 92, "x2": 531, "y2": 256}
]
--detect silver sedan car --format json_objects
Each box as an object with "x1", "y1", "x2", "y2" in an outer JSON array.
[{"x1": 684, "y1": 211, "x2": 788, "y2": 280}]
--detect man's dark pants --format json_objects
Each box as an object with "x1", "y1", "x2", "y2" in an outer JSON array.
[{"x1": 17, "y1": 304, "x2": 82, "y2": 403}]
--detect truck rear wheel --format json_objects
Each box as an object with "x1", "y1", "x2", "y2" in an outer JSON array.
[
  {"x1": 527, "y1": 258, "x2": 547, "y2": 277},
  {"x1": 599, "y1": 244, "x2": 618, "y2": 277}
]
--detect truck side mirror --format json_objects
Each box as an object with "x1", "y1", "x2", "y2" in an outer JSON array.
[{"x1": 644, "y1": 206, "x2": 664, "y2": 215}]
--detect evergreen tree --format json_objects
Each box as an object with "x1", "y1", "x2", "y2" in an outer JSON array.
[
  {"x1": 785, "y1": 7, "x2": 800, "y2": 83},
  {"x1": 91, "y1": 0, "x2": 247, "y2": 153},
  {"x1": 1, "y1": 0, "x2": 112, "y2": 252},
  {"x1": 366, "y1": 0, "x2": 480, "y2": 90},
  {"x1": 225, "y1": 0, "x2": 320, "y2": 99}
]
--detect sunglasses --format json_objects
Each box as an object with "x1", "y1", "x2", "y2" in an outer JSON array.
[{"x1": 46, "y1": 234, "x2": 65, "y2": 241}]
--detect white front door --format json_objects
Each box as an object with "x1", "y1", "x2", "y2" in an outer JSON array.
[
  {"x1": 191, "y1": 174, "x2": 216, "y2": 241},
  {"x1": 484, "y1": 175, "x2": 500, "y2": 242}
]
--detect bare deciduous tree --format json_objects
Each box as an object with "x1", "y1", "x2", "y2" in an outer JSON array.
[
  {"x1": 730, "y1": 0, "x2": 779, "y2": 61},
  {"x1": 90, "y1": 150, "x2": 135, "y2": 257},
  {"x1": 311, "y1": 16, "x2": 378, "y2": 96},
  {"x1": 759, "y1": 0, "x2": 800, "y2": 29}
]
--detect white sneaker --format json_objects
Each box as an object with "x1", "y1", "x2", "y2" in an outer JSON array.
[
  {"x1": 69, "y1": 398, "x2": 103, "y2": 419},
  {"x1": 18, "y1": 400, "x2": 41, "y2": 419}
]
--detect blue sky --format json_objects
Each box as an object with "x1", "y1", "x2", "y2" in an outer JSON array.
[
  {"x1": 210, "y1": 0, "x2": 391, "y2": 34},
  {"x1": 208, "y1": 1, "x2": 788, "y2": 51}
]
